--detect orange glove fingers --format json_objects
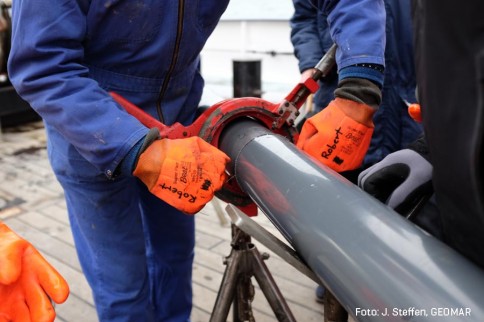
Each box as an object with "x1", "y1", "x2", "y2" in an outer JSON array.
[
  {"x1": 0, "y1": 223, "x2": 28, "y2": 284},
  {"x1": 26, "y1": 247, "x2": 69, "y2": 304},
  {"x1": 294, "y1": 119, "x2": 317, "y2": 145},
  {"x1": 23, "y1": 277, "x2": 56, "y2": 322},
  {"x1": 297, "y1": 98, "x2": 375, "y2": 173},
  {"x1": 0, "y1": 240, "x2": 25, "y2": 285},
  {"x1": 196, "y1": 137, "x2": 231, "y2": 164},
  {"x1": 0, "y1": 223, "x2": 69, "y2": 322},
  {"x1": 0, "y1": 316, "x2": 12, "y2": 322},
  {"x1": 0, "y1": 286, "x2": 32, "y2": 322},
  {"x1": 10, "y1": 299, "x2": 31, "y2": 322},
  {"x1": 196, "y1": 139, "x2": 230, "y2": 192}
]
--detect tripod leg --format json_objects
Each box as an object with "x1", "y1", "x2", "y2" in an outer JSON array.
[
  {"x1": 210, "y1": 250, "x2": 242, "y2": 322},
  {"x1": 233, "y1": 274, "x2": 255, "y2": 322},
  {"x1": 251, "y1": 246, "x2": 297, "y2": 322}
]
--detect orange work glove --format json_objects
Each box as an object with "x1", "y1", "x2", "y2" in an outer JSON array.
[
  {"x1": 0, "y1": 222, "x2": 69, "y2": 322},
  {"x1": 296, "y1": 97, "x2": 375, "y2": 172},
  {"x1": 134, "y1": 136, "x2": 230, "y2": 214}
]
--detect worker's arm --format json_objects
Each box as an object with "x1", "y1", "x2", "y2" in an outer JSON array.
[
  {"x1": 290, "y1": 0, "x2": 329, "y2": 73},
  {"x1": 297, "y1": 0, "x2": 386, "y2": 172},
  {"x1": 7, "y1": 0, "x2": 149, "y2": 178},
  {"x1": 0, "y1": 222, "x2": 69, "y2": 321}
]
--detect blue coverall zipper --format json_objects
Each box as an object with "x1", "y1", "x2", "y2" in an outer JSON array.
[{"x1": 156, "y1": 0, "x2": 185, "y2": 123}]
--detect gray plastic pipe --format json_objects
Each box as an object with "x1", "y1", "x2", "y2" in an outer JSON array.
[{"x1": 218, "y1": 119, "x2": 484, "y2": 322}]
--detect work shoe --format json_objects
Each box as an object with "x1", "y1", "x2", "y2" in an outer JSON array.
[{"x1": 315, "y1": 285, "x2": 325, "y2": 303}]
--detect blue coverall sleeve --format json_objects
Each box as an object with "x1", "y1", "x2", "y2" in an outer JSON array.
[
  {"x1": 326, "y1": 0, "x2": 386, "y2": 70},
  {"x1": 7, "y1": 0, "x2": 149, "y2": 177},
  {"x1": 290, "y1": 0, "x2": 325, "y2": 73}
]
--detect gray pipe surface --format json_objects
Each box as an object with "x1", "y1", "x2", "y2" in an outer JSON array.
[{"x1": 218, "y1": 119, "x2": 484, "y2": 322}]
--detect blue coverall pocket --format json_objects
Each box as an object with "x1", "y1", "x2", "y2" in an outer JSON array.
[{"x1": 47, "y1": 136, "x2": 105, "y2": 183}]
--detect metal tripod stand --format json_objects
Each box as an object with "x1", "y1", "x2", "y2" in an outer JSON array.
[
  {"x1": 209, "y1": 204, "x2": 321, "y2": 322},
  {"x1": 210, "y1": 224, "x2": 295, "y2": 322}
]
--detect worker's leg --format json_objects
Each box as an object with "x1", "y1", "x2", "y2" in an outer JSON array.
[
  {"x1": 49, "y1": 148, "x2": 194, "y2": 321},
  {"x1": 49, "y1": 143, "x2": 156, "y2": 322},
  {"x1": 138, "y1": 182, "x2": 195, "y2": 322}
]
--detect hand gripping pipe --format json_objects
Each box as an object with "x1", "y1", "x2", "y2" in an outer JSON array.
[{"x1": 218, "y1": 118, "x2": 484, "y2": 322}]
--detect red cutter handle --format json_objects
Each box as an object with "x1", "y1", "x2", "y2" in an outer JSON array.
[{"x1": 110, "y1": 92, "x2": 192, "y2": 139}]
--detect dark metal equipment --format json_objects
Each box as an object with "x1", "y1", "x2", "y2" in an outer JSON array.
[
  {"x1": 209, "y1": 224, "x2": 296, "y2": 322},
  {"x1": 233, "y1": 59, "x2": 262, "y2": 98}
]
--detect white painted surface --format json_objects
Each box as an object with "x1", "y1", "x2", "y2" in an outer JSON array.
[
  {"x1": 221, "y1": 0, "x2": 295, "y2": 21},
  {"x1": 201, "y1": 12, "x2": 301, "y2": 104}
]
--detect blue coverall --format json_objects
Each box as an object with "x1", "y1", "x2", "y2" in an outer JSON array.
[
  {"x1": 291, "y1": 0, "x2": 422, "y2": 167},
  {"x1": 8, "y1": 0, "x2": 385, "y2": 321}
]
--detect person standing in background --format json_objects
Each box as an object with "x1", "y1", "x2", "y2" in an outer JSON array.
[{"x1": 291, "y1": 0, "x2": 422, "y2": 176}]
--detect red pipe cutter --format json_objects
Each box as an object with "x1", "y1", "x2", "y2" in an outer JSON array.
[{"x1": 110, "y1": 45, "x2": 336, "y2": 216}]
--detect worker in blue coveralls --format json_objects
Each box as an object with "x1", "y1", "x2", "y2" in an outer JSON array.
[
  {"x1": 291, "y1": 0, "x2": 422, "y2": 172},
  {"x1": 290, "y1": 0, "x2": 422, "y2": 302},
  {"x1": 8, "y1": 0, "x2": 386, "y2": 321}
]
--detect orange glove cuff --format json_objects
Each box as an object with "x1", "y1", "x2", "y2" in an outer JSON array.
[
  {"x1": 297, "y1": 98, "x2": 375, "y2": 172},
  {"x1": 134, "y1": 137, "x2": 230, "y2": 214},
  {"x1": 333, "y1": 97, "x2": 375, "y2": 127}
]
